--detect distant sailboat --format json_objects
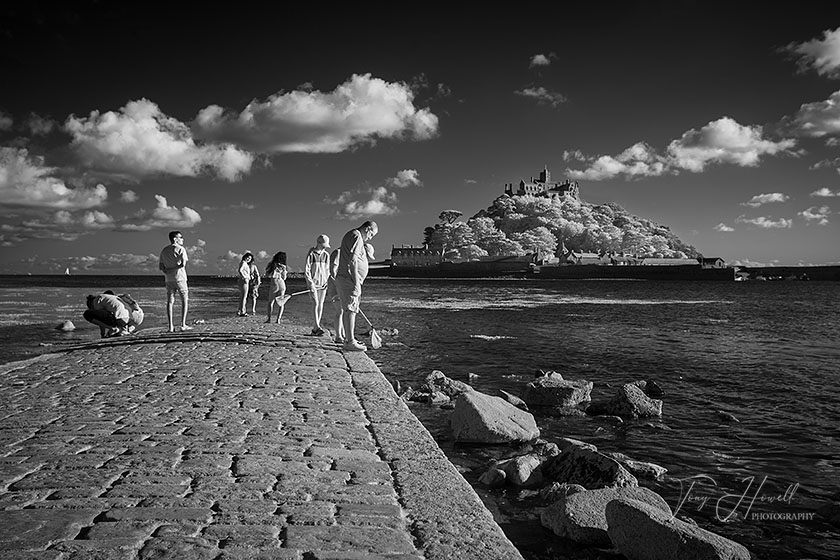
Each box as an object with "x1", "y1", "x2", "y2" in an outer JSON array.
[{"x1": 64, "y1": 267, "x2": 70, "y2": 275}]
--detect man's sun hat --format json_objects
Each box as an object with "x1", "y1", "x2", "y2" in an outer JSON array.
[{"x1": 316, "y1": 234, "x2": 330, "y2": 248}]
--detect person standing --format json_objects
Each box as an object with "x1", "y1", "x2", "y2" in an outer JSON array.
[
  {"x1": 335, "y1": 221, "x2": 378, "y2": 351},
  {"x1": 158, "y1": 230, "x2": 192, "y2": 332},
  {"x1": 248, "y1": 256, "x2": 261, "y2": 315},
  {"x1": 304, "y1": 234, "x2": 330, "y2": 336},
  {"x1": 264, "y1": 251, "x2": 288, "y2": 323},
  {"x1": 236, "y1": 252, "x2": 253, "y2": 317}
]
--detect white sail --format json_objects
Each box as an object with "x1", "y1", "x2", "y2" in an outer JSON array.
[{"x1": 64, "y1": 268, "x2": 70, "y2": 275}]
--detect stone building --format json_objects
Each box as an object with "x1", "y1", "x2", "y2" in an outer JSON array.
[
  {"x1": 503, "y1": 165, "x2": 580, "y2": 200},
  {"x1": 391, "y1": 245, "x2": 443, "y2": 267}
]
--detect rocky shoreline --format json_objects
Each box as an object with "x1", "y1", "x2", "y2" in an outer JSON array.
[{"x1": 394, "y1": 369, "x2": 752, "y2": 560}]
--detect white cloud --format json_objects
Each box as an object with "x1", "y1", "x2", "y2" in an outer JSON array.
[
  {"x1": 0, "y1": 147, "x2": 108, "y2": 209},
  {"x1": 667, "y1": 117, "x2": 796, "y2": 172},
  {"x1": 742, "y1": 192, "x2": 789, "y2": 207},
  {"x1": 192, "y1": 73, "x2": 439, "y2": 154},
  {"x1": 330, "y1": 186, "x2": 399, "y2": 220},
  {"x1": 120, "y1": 190, "x2": 138, "y2": 203},
  {"x1": 0, "y1": 111, "x2": 12, "y2": 131},
  {"x1": 514, "y1": 86, "x2": 567, "y2": 108},
  {"x1": 714, "y1": 223, "x2": 734, "y2": 232},
  {"x1": 778, "y1": 90, "x2": 840, "y2": 138},
  {"x1": 386, "y1": 169, "x2": 422, "y2": 188},
  {"x1": 119, "y1": 194, "x2": 202, "y2": 231},
  {"x1": 782, "y1": 26, "x2": 840, "y2": 78},
  {"x1": 735, "y1": 215, "x2": 793, "y2": 229},
  {"x1": 566, "y1": 117, "x2": 796, "y2": 180},
  {"x1": 811, "y1": 187, "x2": 840, "y2": 197},
  {"x1": 65, "y1": 98, "x2": 254, "y2": 182},
  {"x1": 529, "y1": 53, "x2": 555, "y2": 68},
  {"x1": 798, "y1": 205, "x2": 831, "y2": 225},
  {"x1": 26, "y1": 113, "x2": 56, "y2": 136}
]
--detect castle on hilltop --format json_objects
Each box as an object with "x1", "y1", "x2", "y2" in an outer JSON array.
[{"x1": 503, "y1": 165, "x2": 579, "y2": 200}]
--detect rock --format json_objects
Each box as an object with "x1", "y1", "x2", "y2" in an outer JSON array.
[
  {"x1": 497, "y1": 453, "x2": 543, "y2": 487},
  {"x1": 605, "y1": 452, "x2": 668, "y2": 480},
  {"x1": 631, "y1": 379, "x2": 666, "y2": 398},
  {"x1": 450, "y1": 391, "x2": 540, "y2": 444},
  {"x1": 521, "y1": 375, "x2": 592, "y2": 409},
  {"x1": 540, "y1": 482, "x2": 586, "y2": 503},
  {"x1": 542, "y1": 445, "x2": 637, "y2": 489},
  {"x1": 425, "y1": 370, "x2": 474, "y2": 397},
  {"x1": 556, "y1": 437, "x2": 597, "y2": 453},
  {"x1": 499, "y1": 389, "x2": 529, "y2": 411},
  {"x1": 606, "y1": 498, "x2": 751, "y2": 560},
  {"x1": 589, "y1": 383, "x2": 663, "y2": 419},
  {"x1": 479, "y1": 467, "x2": 507, "y2": 488},
  {"x1": 541, "y1": 486, "x2": 671, "y2": 546},
  {"x1": 55, "y1": 320, "x2": 75, "y2": 331}
]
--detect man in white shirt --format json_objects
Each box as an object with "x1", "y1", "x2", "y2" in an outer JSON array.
[
  {"x1": 335, "y1": 221, "x2": 378, "y2": 351},
  {"x1": 158, "y1": 230, "x2": 192, "y2": 332}
]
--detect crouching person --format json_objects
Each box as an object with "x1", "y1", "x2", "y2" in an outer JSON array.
[{"x1": 84, "y1": 291, "x2": 143, "y2": 338}]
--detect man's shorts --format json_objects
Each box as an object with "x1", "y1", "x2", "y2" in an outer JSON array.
[
  {"x1": 165, "y1": 280, "x2": 189, "y2": 297},
  {"x1": 334, "y1": 277, "x2": 360, "y2": 313}
]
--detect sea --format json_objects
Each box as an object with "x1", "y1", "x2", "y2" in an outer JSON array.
[{"x1": 0, "y1": 274, "x2": 838, "y2": 560}]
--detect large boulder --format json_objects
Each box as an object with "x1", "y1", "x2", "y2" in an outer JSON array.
[
  {"x1": 450, "y1": 391, "x2": 540, "y2": 444},
  {"x1": 55, "y1": 320, "x2": 75, "y2": 331},
  {"x1": 606, "y1": 498, "x2": 751, "y2": 560},
  {"x1": 521, "y1": 372, "x2": 592, "y2": 409},
  {"x1": 588, "y1": 383, "x2": 663, "y2": 418},
  {"x1": 541, "y1": 486, "x2": 671, "y2": 546},
  {"x1": 542, "y1": 445, "x2": 637, "y2": 489}
]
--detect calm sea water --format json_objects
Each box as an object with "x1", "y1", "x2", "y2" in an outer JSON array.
[{"x1": 1, "y1": 275, "x2": 838, "y2": 560}]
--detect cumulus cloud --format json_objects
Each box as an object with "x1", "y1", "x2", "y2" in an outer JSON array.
[
  {"x1": 192, "y1": 73, "x2": 439, "y2": 154},
  {"x1": 742, "y1": 193, "x2": 789, "y2": 207},
  {"x1": 0, "y1": 208, "x2": 116, "y2": 246},
  {"x1": 0, "y1": 147, "x2": 108, "y2": 209},
  {"x1": 119, "y1": 194, "x2": 202, "y2": 231},
  {"x1": 386, "y1": 169, "x2": 422, "y2": 188},
  {"x1": 735, "y1": 215, "x2": 793, "y2": 228},
  {"x1": 514, "y1": 86, "x2": 567, "y2": 108},
  {"x1": 714, "y1": 223, "x2": 734, "y2": 232},
  {"x1": 328, "y1": 186, "x2": 399, "y2": 220},
  {"x1": 567, "y1": 117, "x2": 796, "y2": 180},
  {"x1": 667, "y1": 117, "x2": 796, "y2": 172},
  {"x1": 811, "y1": 187, "x2": 840, "y2": 196},
  {"x1": 798, "y1": 205, "x2": 831, "y2": 225},
  {"x1": 120, "y1": 190, "x2": 138, "y2": 203},
  {"x1": 65, "y1": 99, "x2": 254, "y2": 182},
  {"x1": 781, "y1": 26, "x2": 840, "y2": 78},
  {"x1": 529, "y1": 53, "x2": 556, "y2": 68},
  {"x1": 0, "y1": 111, "x2": 12, "y2": 131},
  {"x1": 327, "y1": 169, "x2": 424, "y2": 219},
  {"x1": 26, "y1": 113, "x2": 56, "y2": 136},
  {"x1": 777, "y1": 90, "x2": 840, "y2": 138}
]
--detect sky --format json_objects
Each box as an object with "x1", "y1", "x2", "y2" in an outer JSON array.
[{"x1": 2, "y1": 1, "x2": 840, "y2": 274}]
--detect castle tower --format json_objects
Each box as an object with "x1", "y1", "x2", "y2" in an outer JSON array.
[{"x1": 539, "y1": 165, "x2": 550, "y2": 184}]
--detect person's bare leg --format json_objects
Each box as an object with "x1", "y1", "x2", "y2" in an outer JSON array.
[
  {"x1": 343, "y1": 310, "x2": 358, "y2": 344},
  {"x1": 266, "y1": 297, "x2": 274, "y2": 323},
  {"x1": 167, "y1": 292, "x2": 175, "y2": 332},
  {"x1": 180, "y1": 292, "x2": 189, "y2": 328}
]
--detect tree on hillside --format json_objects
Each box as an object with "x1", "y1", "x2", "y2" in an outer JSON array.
[{"x1": 421, "y1": 189, "x2": 700, "y2": 261}]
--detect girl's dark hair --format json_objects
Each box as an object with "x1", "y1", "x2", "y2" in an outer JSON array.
[
  {"x1": 266, "y1": 251, "x2": 286, "y2": 275},
  {"x1": 241, "y1": 252, "x2": 253, "y2": 262}
]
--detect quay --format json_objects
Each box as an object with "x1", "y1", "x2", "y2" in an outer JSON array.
[{"x1": 0, "y1": 317, "x2": 523, "y2": 559}]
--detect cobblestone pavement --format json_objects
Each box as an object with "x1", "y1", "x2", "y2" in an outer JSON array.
[{"x1": 0, "y1": 317, "x2": 524, "y2": 560}]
